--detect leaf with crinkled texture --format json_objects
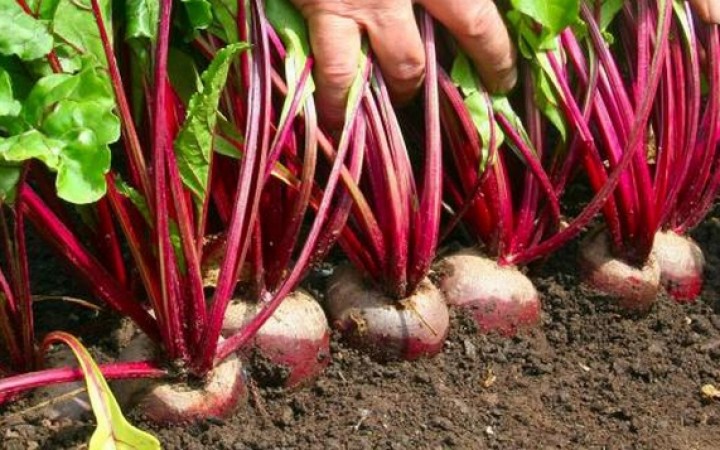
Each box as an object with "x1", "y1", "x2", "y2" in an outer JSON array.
[
  {"x1": 56, "y1": 130, "x2": 111, "y2": 204},
  {"x1": 0, "y1": 129, "x2": 111, "y2": 204},
  {"x1": 27, "y1": 67, "x2": 117, "y2": 133},
  {"x1": 23, "y1": 73, "x2": 79, "y2": 125},
  {"x1": 3, "y1": 65, "x2": 119, "y2": 204},
  {"x1": 0, "y1": 130, "x2": 60, "y2": 203},
  {"x1": 0, "y1": 130, "x2": 64, "y2": 169},
  {"x1": 175, "y1": 42, "x2": 250, "y2": 203},
  {"x1": 0, "y1": 0, "x2": 53, "y2": 61},
  {"x1": 50, "y1": 0, "x2": 113, "y2": 70},
  {"x1": 0, "y1": 1, "x2": 118, "y2": 205}
]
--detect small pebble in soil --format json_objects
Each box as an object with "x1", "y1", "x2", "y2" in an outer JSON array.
[
  {"x1": 463, "y1": 339, "x2": 478, "y2": 358},
  {"x1": 274, "y1": 406, "x2": 295, "y2": 428},
  {"x1": 430, "y1": 416, "x2": 454, "y2": 431},
  {"x1": 413, "y1": 373, "x2": 431, "y2": 384},
  {"x1": 352, "y1": 409, "x2": 371, "y2": 431}
]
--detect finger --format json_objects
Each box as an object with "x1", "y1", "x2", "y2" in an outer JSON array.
[
  {"x1": 365, "y1": 3, "x2": 425, "y2": 103},
  {"x1": 306, "y1": 12, "x2": 362, "y2": 130},
  {"x1": 419, "y1": 0, "x2": 517, "y2": 93},
  {"x1": 689, "y1": 0, "x2": 720, "y2": 24}
]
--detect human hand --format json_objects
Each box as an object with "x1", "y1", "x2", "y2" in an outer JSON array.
[
  {"x1": 290, "y1": 0, "x2": 516, "y2": 130},
  {"x1": 689, "y1": 0, "x2": 720, "y2": 24}
]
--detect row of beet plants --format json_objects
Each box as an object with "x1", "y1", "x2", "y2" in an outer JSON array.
[
  {"x1": 0, "y1": 0, "x2": 357, "y2": 423},
  {"x1": 0, "y1": 0, "x2": 717, "y2": 427}
]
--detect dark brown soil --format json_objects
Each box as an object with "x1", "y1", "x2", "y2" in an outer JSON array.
[{"x1": 4, "y1": 215, "x2": 720, "y2": 449}]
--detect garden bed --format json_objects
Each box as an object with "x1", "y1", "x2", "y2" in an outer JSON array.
[{"x1": 3, "y1": 212, "x2": 720, "y2": 449}]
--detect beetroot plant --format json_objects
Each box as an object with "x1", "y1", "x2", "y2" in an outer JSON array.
[
  {"x1": 648, "y1": 4, "x2": 719, "y2": 302},
  {"x1": 1, "y1": 0, "x2": 360, "y2": 422},
  {"x1": 439, "y1": 0, "x2": 678, "y2": 332},
  {"x1": 554, "y1": 0, "x2": 717, "y2": 309},
  {"x1": 324, "y1": 11, "x2": 450, "y2": 361},
  {"x1": 0, "y1": 0, "x2": 164, "y2": 398}
]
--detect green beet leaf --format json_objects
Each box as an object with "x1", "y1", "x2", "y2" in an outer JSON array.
[
  {"x1": 266, "y1": 0, "x2": 314, "y2": 109},
  {"x1": 26, "y1": 0, "x2": 61, "y2": 20},
  {"x1": 450, "y1": 52, "x2": 503, "y2": 169},
  {"x1": 175, "y1": 42, "x2": 250, "y2": 204},
  {"x1": 182, "y1": 0, "x2": 213, "y2": 31},
  {"x1": 115, "y1": 176, "x2": 152, "y2": 225},
  {"x1": 0, "y1": 130, "x2": 63, "y2": 169},
  {"x1": 505, "y1": 0, "x2": 576, "y2": 142},
  {"x1": 56, "y1": 130, "x2": 111, "y2": 205},
  {"x1": 2, "y1": 64, "x2": 119, "y2": 204},
  {"x1": 534, "y1": 54, "x2": 568, "y2": 142},
  {"x1": 0, "y1": 0, "x2": 53, "y2": 61},
  {"x1": 0, "y1": 55, "x2": 33, "y2": 102},
  {"x1": 50, "y1": 0, "x2": 113, "y2": 71},
  {"x1": 600, "y1": 0, "x2": 624, "y2": 31},
  {"x1": 209, "y1": 0, "x2": 239, "y2": 43},
  {"x1": 177, "y1": 0, "x2": 213, "y2": 39},
  {"x1": 126, "y1": 0, "x2": 160, "y2": 42},
  {"x1": 0, "y1": 164, "x2": 21, "y2": 204},
  {"x1": 507, "y1": 0, "x2": 580, "y2": 57},
  {"x1": 0, "y1": 68, "x2": 21, "y2": 117},
  {"x1": 0, "y1": 0, "x2": 117, "y2": 205},
  {"x1": 509, "y1": 0, "x2": 580, "y2": 35},
  {"x1": 0, "y1": 130, "x2": 63, "y2": 204},
  {"x1": 167, "y1": 48, "x2": 201, "y2": 105}
]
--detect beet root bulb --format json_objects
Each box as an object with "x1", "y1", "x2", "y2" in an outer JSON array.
[
  {"x1": 222, "y1": 290, "x2": 331, "y2": 388},
  {"x1": 438, "y1": 250, "x2": 541, "y2": 336},
  {"x1": 653, "y1": 231, "x2": 705, "y2": 303},
  {"x1": 325, "y1": 265, "x2": 450, "y2": 361},
  {"x1": 578, "y1": 230, "x2": 660, "y2": 313},
  {"x1": 115, "y1": 333, "x2": 246, "y2": 424}
]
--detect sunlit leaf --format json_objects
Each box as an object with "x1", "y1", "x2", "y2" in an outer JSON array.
[
  {"x1": 175, "y1": 42, "x2": 250, "y2": 203},
  {"x1": 0, "y1": 0, "x2": 53, "y2": 61}
]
